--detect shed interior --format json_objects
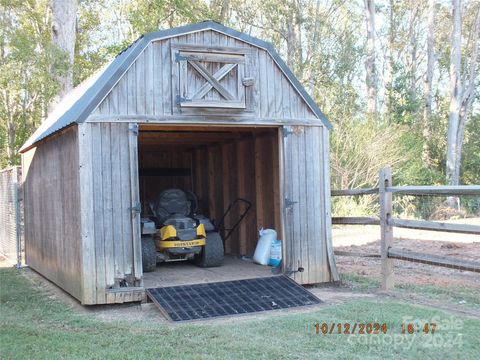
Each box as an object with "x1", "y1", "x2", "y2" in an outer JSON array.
[{"x1": 137, "y1": 124, "x2": 282, "y2": 258}]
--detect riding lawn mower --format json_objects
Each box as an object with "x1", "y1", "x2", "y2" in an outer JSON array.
[{"x1": 140, "y1": 189, "x2": 251, "y2": 272}]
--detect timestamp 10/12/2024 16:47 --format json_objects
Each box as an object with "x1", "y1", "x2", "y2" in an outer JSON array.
[{"x1": 314, "y1": 323, "x2": 437, "y2": 335}]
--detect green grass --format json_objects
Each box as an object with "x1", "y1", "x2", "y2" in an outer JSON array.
[
  {"x1": 340, "y1": 272, "x2": 480, "y2": 310},
  {"x1": 1, "y1": 269, "x2": 479, "y2": 359}
]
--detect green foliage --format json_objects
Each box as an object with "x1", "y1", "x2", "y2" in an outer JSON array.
[
  {"x1": 0, "y1": 0, "x2": 68, "y2": 167},
  {"x1": 461, "y1": 114, "x2": 480, "y2": 185},
  {"x1": 0, "y1": 0, "x2": 478, "y2": 196}
]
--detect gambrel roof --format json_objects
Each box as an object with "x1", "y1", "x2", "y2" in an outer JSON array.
[{"x1": 20, "y1": 21, "x2": 331, "y2": 152}]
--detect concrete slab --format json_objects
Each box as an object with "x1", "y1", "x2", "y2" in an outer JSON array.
[{"x1": 143, "y1": 255, "x2": 274, "y2": 288}]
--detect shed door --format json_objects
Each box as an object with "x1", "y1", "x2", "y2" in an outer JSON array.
[
  {"x1": 84, "y1": 122, "x2": 143, "y2": 304},
  {"x1": 283, "y1": 125, "x2": 331, "y2": 284}
]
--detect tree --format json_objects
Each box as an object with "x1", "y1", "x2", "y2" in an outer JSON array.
[
  {"x1": 446, "y1": 0, "x2": 480, "y2": 185},
  {"x1": 422, "y1": 0, "x2": 435, "y2": 166},
  {"x1": 364, "y1": 0, "x2": 377, "y2": 115},
  {"x1": 50, "y1": 0, "x2": 78, "y2": 104},
  {"x1": 0, "y1": 0, "x2": 67, "y2": 167}
]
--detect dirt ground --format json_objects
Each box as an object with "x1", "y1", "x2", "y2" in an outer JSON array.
[{"x1": 333, "y1": 222, "x2": 480, "y2": 289}]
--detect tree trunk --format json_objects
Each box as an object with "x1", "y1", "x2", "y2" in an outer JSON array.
[
  {"x1": 50, "y1": 0, "x2": 77, "y2": 105},
  {"x1": 422, "y1": 0, "x2": 435, "y2": 166},
  {"x1": 446, "y1": 0, "x2": 462, "y2": 185},
  {"x1": 384, "y1": 0, "x2": 395, "y2": 119},
  {"x1": 407, "y1": 3, "x2": 419, "y2": 96},
  {"x1": 452, "y1": 7, "x2": 480, "y2": 185},
  {"x1": 364, "y1": 0, "x2": 377, "y2": 115}
]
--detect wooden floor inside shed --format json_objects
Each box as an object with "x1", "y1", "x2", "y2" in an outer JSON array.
[{"x1": 142, "y1": 256, "x2": 274, "y2": 288}]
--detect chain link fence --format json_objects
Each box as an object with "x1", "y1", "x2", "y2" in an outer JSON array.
[{"x1": 0, "y1": 166, "x2": 22, "y2": 267}]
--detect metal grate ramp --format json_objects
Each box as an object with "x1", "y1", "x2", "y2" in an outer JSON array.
[{"x1": 146, "y1": 275, "x2": 321, "y2": 322}]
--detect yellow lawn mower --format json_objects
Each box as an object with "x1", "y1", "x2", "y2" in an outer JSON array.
[{"x1": 140, "y1": 189, "x2": 250, "y2": 272}]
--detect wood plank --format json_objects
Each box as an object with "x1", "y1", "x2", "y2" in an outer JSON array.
[
  {"x1": 127, "y1": 61, "x2": 136, "y2": 115},
  {"x1": 271, "y1": 132, "x2": 281, "y2": 236},
  {"x1": 162, "y1": 39, "x2": 172, "y2": 115},
  {"x1": 388, "y1": 218, "x2": 480, "y2": 235},
  {"x1": 207, "y1": 147, "x2": 217, "y2": 224},
  {"x1": 388, "y1": 248, "x2": 480, "y2": 273},
  {"x1": 305, "y1": 127, "x2": 319, "y2": 283},
  {"x1": 135, "y1": 51, "x2": 146, "y2": 114},
  {"x1": 111, "y1": 124, "x2": 125, "y2": 281},
  {"x1": 297, "y1": 128, "x2": 308, "y2": 284},
  {"x1": 78, "y1": 123, "x2": 96, "y2": 304},
  {"x1": 258, "y1": 50, "x2": 268, "y2": 118},
  {"x1": 87, "y1": 114, "x2": 324, "y2": 126},
  {"x1": 221, "y1": 144, "x2": 231, "y2": 253},
  {"x1": 265, "y1": 55, "x2": 276, "y2": 117},
  {"x1": 121, "y1": 124, "x2": 134, "y2": 275},
  {"x1": 254, "y1": 137, "x2": 264, "y2": 230},
  {"x1": 91, "y1": 123, "x2": 106, "y2": 303},
  {"x1": 322, "y1": 127, "x2": 339, "y2": 282},
  {"x1": 170, "y1": 36, "x2": 179, "y2": 114},
  {"x1": 334, "y1": 250, "x2": 381, "y2": 258},
  {"x1": 153, "y1": 42, "x2": 163, "y2": 115},
  {"x1": 117, "y1": 76, "x2": 128, "y2": 114},
  {"x1": 386, "y1": 185, "x2": 480, "y2": 196},
  {"x1": 331, "y1": 188, "x2": 379, "y2": 196},
  {"x1": 101, "y1": 123, "x2": 115, "y2": 288},
  {"x1": 332, "y1": 217, "x2": 380, "y2": 225},
  {"x1": 379, "y1": 167, "x2": 394, "y2": 290},
  {"x1": 236, "y1": 140, "x2": 247, "y2": 255},
  {"x1": 290, "y1": 127, "x2": 302, "y2": 283},
  {"x1": 145, "y1": 44, "x2": 154, "y2": 115},
  {"x1": 244, "y1": 138, "x2": 257, "y2": 254},
  {"x1": 128, "y1": 123, "x2": 142, "y2": 282}
]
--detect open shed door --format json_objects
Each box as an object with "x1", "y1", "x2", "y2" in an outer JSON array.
[
  {"x1": 79, "y1": 122, "x2": 143, "y2": 304},
  {"x1": 282, "y1": 125, "x2": 335, "y2": 284}
]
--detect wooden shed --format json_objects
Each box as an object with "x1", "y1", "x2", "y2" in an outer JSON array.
[{"x1": 20, "y1": 21, "x2": 338, "y2": 305}]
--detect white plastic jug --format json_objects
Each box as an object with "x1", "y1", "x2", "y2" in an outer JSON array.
[
  {"x1": 269, "y1": 239, "x2": 282, "y2": 267},
  {"x1": 253, "y1": 228, "x2": 276, "y2": 265}
]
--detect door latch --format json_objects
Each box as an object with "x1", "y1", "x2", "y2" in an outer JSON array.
[
  {"x1": 129, "y1": 203, "x2": 141, "y2": 213},
  {"x1": 284, "y1": 198, "x2": 298, "y2": 208}
]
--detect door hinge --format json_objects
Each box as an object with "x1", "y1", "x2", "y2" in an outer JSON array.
[
  {"x1": 175, "y1": 52, "x2": 188, "y2": 62},
  {"x1": 284, "y1": 198, "x2": 298, "y2": 208},
  {"x1": 176, "y1": 95, "x2": 192, "y2": 104},
  {"x1": 129, "y1": 124, "x2": 138, "y2": 136},
  {"x1": 129, "y1": 203, "x2": 141, "y2": 213},
  {"x1": 283, "y1": 127, "x2": 294, "y2": 138}
]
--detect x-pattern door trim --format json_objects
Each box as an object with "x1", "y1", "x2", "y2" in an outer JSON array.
[
  {"x1": 174, "y1": 46, "x2": 247, "y2": 109},
  {"x1": 190, "y1": 62, "x2": 238, "y2": 100}
]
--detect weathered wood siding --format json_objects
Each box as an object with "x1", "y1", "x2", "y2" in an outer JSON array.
[
  {"x1": 283, "y1": 125, "x2": 333, "y2": 284},
  {"x1": 78, "y1": 122, "x2": 143, "y2": 304},
  {"x1": 89, "y1": 29, "x2": 317, "y2": 122},
  {"x1": 192, "y1": 133, "x2": 281, "y2": 255},
  {"x1": 22, "y1": 126, "x2": 83, "y2": 300}
]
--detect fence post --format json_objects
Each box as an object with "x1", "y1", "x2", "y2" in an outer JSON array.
[{"x1": 379, "y1": 167, "x2": 393, "y2": 290}]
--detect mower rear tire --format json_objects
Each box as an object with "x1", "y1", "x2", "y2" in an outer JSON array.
[
  {"x1": 195, "y1": 232, "x2": 224, "y2": 267},
  {"x1": 141, "y1": 236, "x2": 157, "y2": 272}
]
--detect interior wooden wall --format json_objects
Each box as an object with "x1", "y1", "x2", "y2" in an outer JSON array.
[
  {"x1": 22, "y1": 126, "x2": 83, "y2": 301},
  {"x1": 138, "y1": 147, "x2": 192, "y2": 213},
  {"x1": 138, "y1": 130, "x2": 281, "y2": 256}
]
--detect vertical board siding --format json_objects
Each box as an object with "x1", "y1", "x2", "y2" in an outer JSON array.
[
  {"x1": 22, "y1": 126, "x2": 83, "y2": 301},
  {"x1": 89, "y1": 30, "x2": 316, "y2": 121},
  {"x1": 189, "y1": 133, "x2": 279, "y2": 256},
  {"x1": 82, "y1": 122, "x2": 141, "y2": 303},
  {"x1": 283, "y1": 126, "x2": 331, "y2": 284}
]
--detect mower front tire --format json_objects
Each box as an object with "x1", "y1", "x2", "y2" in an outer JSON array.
[
  {"x1": 141, "y1": 236, "x2": 157, "y2": 272},
  {"x1": 195, "y1": 232, "x2": 224, "y2": 267}
]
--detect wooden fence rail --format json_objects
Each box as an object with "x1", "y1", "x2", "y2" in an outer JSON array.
[{"x1": 331, "y1": 166, "x2": 480, "y2": 290}]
